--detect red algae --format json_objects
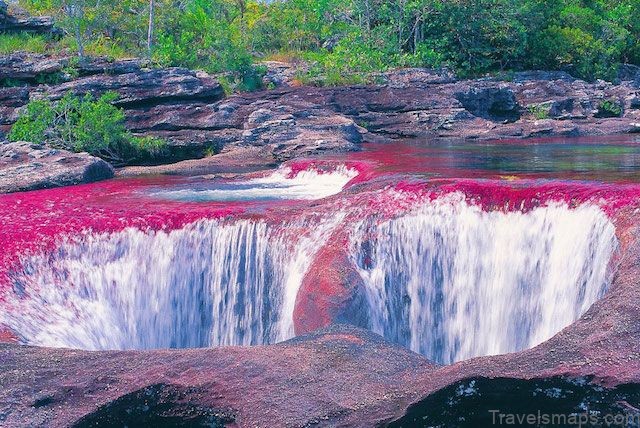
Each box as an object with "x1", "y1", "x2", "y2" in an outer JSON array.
[{"x1": 0, "y1": 177, "x2": 245, "y2": 287}]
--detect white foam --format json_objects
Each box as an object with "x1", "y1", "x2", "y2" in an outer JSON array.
[{"x1": 152, "y1": 165, "x2": 359, "y2": 202}]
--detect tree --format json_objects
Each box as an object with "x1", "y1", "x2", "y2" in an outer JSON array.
[
  {"x1": 147, "y1": 0, "x2": 155, "y2": 57},
  {"x1": 63, "y1": 0, "x2": 85, "y2": 58}
]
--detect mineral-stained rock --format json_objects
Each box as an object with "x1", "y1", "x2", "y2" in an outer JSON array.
[
  {"x1": 0, "y1": 141, "x2": 114, "y2": 193},
  {"x1": 294, "y1": 232, "x2": 369, "y2": 334},
  {"x1": 0, "y1": 326, "x2": 17, "y2": 343},
  {"x1": 0, "y1": 325, "x2": 437, "y2": 427}
]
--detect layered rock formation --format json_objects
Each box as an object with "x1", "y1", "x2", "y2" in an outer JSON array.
[{"x1": 0, "y1": 54, "x2": 365, "y2": 172}]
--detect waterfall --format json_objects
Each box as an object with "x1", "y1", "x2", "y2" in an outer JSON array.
[
  {"x1": 0, "y1": 188, "x2": 618, "y2": 361},
  {"x1": 1, "y1": 215, "x2": 343, "y2": 350},
  {"x1": 352, "y1": 194, "x2": 617, "y2": 364}
]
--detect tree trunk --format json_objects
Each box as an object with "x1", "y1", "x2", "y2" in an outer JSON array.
[
  {"x1": 147, "y1": 0, "x2": 155, "y2": 57},
  {"x1": 66, "y1": 0, "x2": 85, "y2": 58}
]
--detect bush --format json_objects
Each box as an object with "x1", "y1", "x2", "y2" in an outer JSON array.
[
  {"x1": 8, "y1": 92, "x2": 166, "y2": 166},
  {"x1": 528, "y1": 104, "x2": 550, "y2": 120},
  {"x1": 596, "y1": 98, "x2": 624, "y2": 118}
]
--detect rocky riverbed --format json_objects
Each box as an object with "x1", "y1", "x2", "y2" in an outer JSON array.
[{"x1": 1, "y1": 52, "x2": 640, "y2": 191}]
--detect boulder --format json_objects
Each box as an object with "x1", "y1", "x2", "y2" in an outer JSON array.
[
  {"x1": 0, "y1": 141, "x2": 114, "y2": 193},
  {"x1": 260, "y1": 61, "x2": 303, "y2": 88},
  {"x1": 241, "y1": 104, "x2": 364, "y2": 161},
  {"x1": 294, "y1": 233, "x2": 369, "y2": 334},
  {"x1": 380, "y1": 67, "x2": 457, "y2": 86}
]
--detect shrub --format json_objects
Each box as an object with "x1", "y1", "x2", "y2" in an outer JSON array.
[
  {"x1": 596, "y1": 98, "x2": 624, "y2": 118},
  {"x1": 153, "y1": 0, "x2": 263, "y2": 91},
  {"x1": 8, "y1": 92, "x2": 166, "y2": 166}
]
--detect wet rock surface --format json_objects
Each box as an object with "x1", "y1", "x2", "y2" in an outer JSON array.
[
  {"x1": 0, "y1": 325, "x2": 436, "y2": 427},
  {"x1": 0, "y1": 141, "x2": 114, "y2": 193}
]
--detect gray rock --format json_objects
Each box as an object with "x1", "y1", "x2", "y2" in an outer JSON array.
[
  {"x1": 0, "y1": 141, "x2": 114, "y2": 193},
  {"x1": 260, "y1": 61, "x2": 303, "y2": 88},
  {"x1": 0, "y1": 53, "x2": 67, "y2": 83},
  {"x1": 512, "y1": 71, "x2": 576, "y2": 82},
  {"x1": 45, "y1": 68, "x2": 225, "y2": 107},
  {"x1": 381, "y1": 68, "x2": 457, "y2": 86}
]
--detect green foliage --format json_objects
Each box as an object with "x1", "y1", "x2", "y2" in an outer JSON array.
[
  {"x1": 597, "y1": 98, "x2": 624, "y2": 117},
  {"x1": 16, "y1": 0, "x2": 640, "y2": 84},
  {"x1": 8, "y1": 99, "x2": 55, "y2": 142},
  {"x1": 8, "y1": 92, "x2": 166, "y2": 165},
  {"x1": 528, "y1": 104, "x2": 551, "y2": 120}
]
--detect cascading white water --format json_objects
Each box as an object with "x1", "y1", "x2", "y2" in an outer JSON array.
[
  {"x1": 352, "y1": 194, "x2": 618, "y2": 364},
  {"x1": 1, "y1": 215, "x2": 343, "y2": 350}
]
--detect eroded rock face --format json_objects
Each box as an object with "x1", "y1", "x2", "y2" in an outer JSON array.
[
  {"x1": 0, "y1": 54, "x2": 362, "y2": 163},
  {"x1": 294, "y1": 232, "x2": 369, "y2": 334},
  {"x1": 0, "y1": 53, "x2": 67, "y2": 84},
  {"x1": 240, "y1": 102, "x2": 363, "y2": 161},
  {"x1": 0, "y1": 325, "x2": 437, "y2": 427},
  {"x1": 0, "y1": 141, "x2": 114, "y2": 193}
]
